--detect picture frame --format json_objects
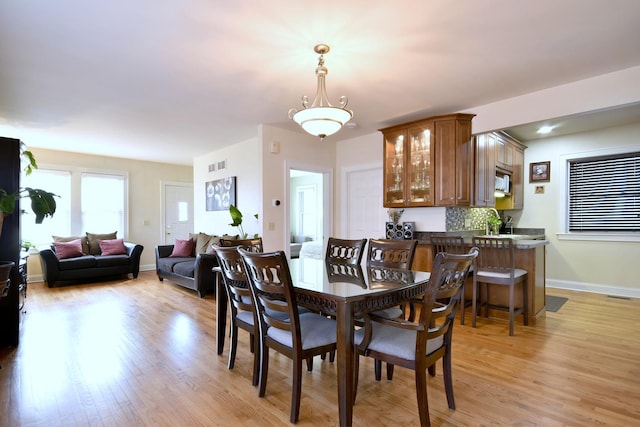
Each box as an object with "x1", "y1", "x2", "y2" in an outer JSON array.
[
  {"x1": 530, "y1": 161, "x2": 550, "y2": 182},
  {"x1": 205, "y1": 176, "x2": 236, "y2": 211}
]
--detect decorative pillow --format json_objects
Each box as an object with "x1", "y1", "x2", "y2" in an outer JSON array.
[
  {"x1": 53, "y1": 235, "x2": 89, "y2": 254},
  {"x1": 170, "y1": 238, "x2": 195, "y2": 257},
  {"x1": 99, "y1": 238, "x2": 127, "y2": 256},
  {"x1": 86, "y1": 232, "x2": 117, "y2": 255},
  {"x1": 196, "y1": 232, "x2": 217, "y2": 255},
  {"x1": 53, "y1": 239, "x2": 85, "y2": 260}
]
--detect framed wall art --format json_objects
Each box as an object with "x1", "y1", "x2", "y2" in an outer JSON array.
[
  {"x1": 529, "y1": 161, "x2": 550, "y2": 183},
  {"x1": 205, "y1": 176, "x2": 236, "y2": 211}
]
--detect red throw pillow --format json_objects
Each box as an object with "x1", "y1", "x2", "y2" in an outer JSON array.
[
  {"x1": 54, "y1": 239, "x2": 84, "y2": 259},
  {"x1": 170, "y1": 239, "x2": 194, "y2": 257},
  {"x1": 99, "y1": 238, "x2": 127, "y2": 256}
]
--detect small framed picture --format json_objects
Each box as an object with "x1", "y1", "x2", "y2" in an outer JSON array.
[{"x1": 530, "y1": 161, "x2": 550, "y2": 182}]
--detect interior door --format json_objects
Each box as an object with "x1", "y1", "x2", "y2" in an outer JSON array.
[
  {"x1": 345, "y1": 167, "x2": 387, "y2": 239},
  {"x1": 163, "y1": 182, "x2": 194, "y2": 244}
]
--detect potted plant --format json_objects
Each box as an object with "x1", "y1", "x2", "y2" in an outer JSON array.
[
  {"x1": 229, "y1": 204, "x2": 259, "y2": 238},
  {"x1": 0, "y1": 144, "x2": 57, "y2": 240},
  {"x1": 487, "y1": 216, "x2": 502, "y2": 235}
]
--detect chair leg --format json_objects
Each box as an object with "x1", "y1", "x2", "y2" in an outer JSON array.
[
  {"x1": 251, "y1": 333, "x2": 260, "y2": 387},
  {"x1": 374, "y1": 359, "x2": 382, "y2": 381},
  {"x1": 509, "y1": 283, "x2": 515, "y2": 336},
  {"x1": 472, "y1": 277, "x2": 478, "y2": 328},
  {"x1": 258, "y1": 345, "x2": 269, "y2": 397},
  {"x1": 291, "y1": 357, "x2": 303, "y2": 423},
  {"x1": 228, "y1": 323, "x2": 238, "y2": 370},
  {"x1": 306, "y1": 357, "x2": 313, "y2": 371},
  {"x1": 329, "y1": 349, "x2": 335, "y2": 363},
  {"x1": 387, "y1": 363, "x2": 394, "y2": 380},
  {"x1": 459, "y1": 282, "x2": 466, "y2": 325},
  {"x1": 415, "y1": 366, "x2": 431, "y2": 427},
  {"x1": 428, "y1": 363, "x2": 436, "y2": 377},
  {"x1": 442, "y1": 349, "x2": 456, "y2": 410},
  {"x1": 523, "y1": 279, "x2": 529, "y2": 326}
]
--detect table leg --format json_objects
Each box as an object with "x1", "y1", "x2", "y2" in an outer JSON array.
[
  {"x1": 215, "y1": 271, "x2": 227, "y2": 355},
  {"x1": 336, "y1": 301, "x2": 354, "y2": 427}
]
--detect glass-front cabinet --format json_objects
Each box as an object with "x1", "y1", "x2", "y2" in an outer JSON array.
[
  {"x1": 383, "y1": 123, "x2": 435, "y2": 207},
  {"x1": 382, "y1": 113, "x2": 473, "y2": 208}
]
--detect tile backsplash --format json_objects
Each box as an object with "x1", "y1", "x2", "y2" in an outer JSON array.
[{"x1": 446, "y1": 207, "x2": 491, "y2": 231}]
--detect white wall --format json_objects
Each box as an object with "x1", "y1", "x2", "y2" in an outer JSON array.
[
  {"x1": 192, "y1": 137, "x2": 263, "y2": 240},
  {"x1": 512, "y1": 122, "x2": 640, "y2": 296}
]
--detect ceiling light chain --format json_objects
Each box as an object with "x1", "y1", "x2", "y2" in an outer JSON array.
[{"x1": 288, "y1": 44, "x2": 353, "y2": 140}]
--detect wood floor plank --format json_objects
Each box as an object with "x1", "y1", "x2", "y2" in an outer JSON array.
[{"x1": 1, "y1": 272, "x2": 639, "y2": 426}]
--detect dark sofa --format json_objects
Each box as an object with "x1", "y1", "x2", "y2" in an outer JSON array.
[
  {"x1": 155, "y1": 245, "x2": 218, "y2": 298},
  {"x1": 155, "y1": 232, "x2": 238, "y2": 298},
  {"x1": 39, "y1": 241, "x2": 144, "y2": 287}
]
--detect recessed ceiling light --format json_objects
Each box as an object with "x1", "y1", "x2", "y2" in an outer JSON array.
[{"x1": 537, "y1": 125, "x2": 555, "y2": 134}]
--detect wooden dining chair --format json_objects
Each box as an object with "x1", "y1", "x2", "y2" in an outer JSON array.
[
  {"x1": 325, "y1": 237, "x2": 367, "y2": 265},
  {"x1": 212, "y1": 245, "x2": 262, "y2": 386},
  {"x1": 429, "y1": 235, "x2": 473, "y2": 324},
  {"x1": 366, "y1": 238, "x2": 419, "y2": 380},
  {"x1": 354, "y1": 248, "x2": 478, "y2": 427},
  {"x1": 238, "y1": 248, "x2": 337, "y2": 424},
  {"x1": 471, "y1": 237, "x2": 528, "y2": 336}
]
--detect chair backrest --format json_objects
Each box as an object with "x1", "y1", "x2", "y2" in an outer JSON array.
[
  {"x1": 213, "y1": 245, "x2": 253, "y2": 315},
  {"x1": 325, "y1": 237, "x2": 367, "y2": 265},
  {"x1": 238, "y1": 249, "x2": 303, "y2": 350},
  {"x1": 366, "y1": 238, "x2": 418, "y2": 269},
  {"x1": 419, "y1": 248, "x2": 478, "y2": 341},
  {"x1": 219, "y1": 237, "x2": 263, "y2": 252},
  {"x1": 471, "y1": 237, "x2": 515, "y2": 275},
  {"x1": 430, "y1": 235, "x2": 467, "y2": 256}
]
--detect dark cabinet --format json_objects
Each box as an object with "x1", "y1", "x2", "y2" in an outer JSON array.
[{"x1": 0, "y1": 137, "x2": 22, "y2": 347}]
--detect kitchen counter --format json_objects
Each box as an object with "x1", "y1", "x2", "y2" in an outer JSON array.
[{"x1": 412, "y1": 229, "x2": 548, "y2": 323}]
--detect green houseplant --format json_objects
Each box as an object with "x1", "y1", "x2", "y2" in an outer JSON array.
[
  {"x1": 0, "y1": 144, "x2": 57, "y2": 239},
  {"x1": 229, "y1": 204, "x2": 259, "y2": 239}
]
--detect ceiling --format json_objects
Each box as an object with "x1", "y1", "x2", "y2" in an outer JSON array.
[{"x1": 1, "y1": 1, "x2": 640, "y2": 165}]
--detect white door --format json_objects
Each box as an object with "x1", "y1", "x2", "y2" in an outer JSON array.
[
  {"x1": 163, "y1": 182, "x2": 194, "y2": 244},
  {"x1": 346, "y1": 167, "x2": 387, "y2": 239}
]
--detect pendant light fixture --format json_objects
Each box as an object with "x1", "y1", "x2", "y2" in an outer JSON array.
[{"x1": 288, "y1": 44, "x2": 353, "y2": 140}]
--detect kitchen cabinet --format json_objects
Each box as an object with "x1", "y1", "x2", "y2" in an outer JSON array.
[
  {"x1": 474, "y1": 131, "x2": 526, "y2": 209},
  {"x1": 496, "y1": 134, "x2": 514, "y2": 172},
  {"x1": 496, "y1": 134, "x2": 526, "y2": 210},
  {"x1": 381, "y1": 113, "x2": 474, "y2": 208},
  {"x1": 473, "y1": 132, "x2": 497, "y2": 207}
]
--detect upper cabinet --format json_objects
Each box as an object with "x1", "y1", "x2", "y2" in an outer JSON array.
[
  {"x1": 474, "y1": 131, "x2": 527, "y2": 209},
  {"x1": 381, "y1": 113, "x2": 475, "y2": 208}
]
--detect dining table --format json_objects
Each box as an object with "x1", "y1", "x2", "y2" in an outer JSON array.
[{"x1": 215, "y1": 255, "x2": 431, "y2": 427}]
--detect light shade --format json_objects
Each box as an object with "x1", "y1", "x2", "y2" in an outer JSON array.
[{"x1": 288, "y1": 44, "x2": 353, "y2": 140}]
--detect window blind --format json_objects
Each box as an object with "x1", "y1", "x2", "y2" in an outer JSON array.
[{"x1": 568, "y1": 152, "x2": 640, "y2": 232}]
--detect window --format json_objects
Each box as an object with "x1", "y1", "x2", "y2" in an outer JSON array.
[
  {"x1": 21, "y1": 167, "x2": 128, "y2": 246},
  {"x1": 568, "y1": 152, "x2": 640, "y2": 232}
]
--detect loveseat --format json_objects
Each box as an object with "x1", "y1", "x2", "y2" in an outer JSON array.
[
  {"x1": 39, "y1": 232, "x2": 144, "y2": 287},
  {"x1": 155, "y1": 232, "x2": 237, "y2": 298}
]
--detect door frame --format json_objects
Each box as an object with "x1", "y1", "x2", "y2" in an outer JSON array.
[{"x1": 284, "y1": 161, "x2": 333, "y2": 258}]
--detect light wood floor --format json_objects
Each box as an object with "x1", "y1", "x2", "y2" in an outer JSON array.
[{"x1": 1, "y1": 271, "x2": 639, "y2": 426}]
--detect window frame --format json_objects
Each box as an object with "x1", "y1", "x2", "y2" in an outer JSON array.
[
  {"x1": 558, "y1": 143, "x2": 640, "y2": 242},
  {"x1": 21, "y1": 163, "x2": 129, "y2": 245}
]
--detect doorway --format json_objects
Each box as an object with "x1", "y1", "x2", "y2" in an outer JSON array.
[
  {"x1": 285, "y1": 166, "x2": 332, "y2": 259},
  {"x1": 162, "y1": 182, "x2": 194, "y2": 245}
]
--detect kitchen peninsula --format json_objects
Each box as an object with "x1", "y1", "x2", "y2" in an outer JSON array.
[{"x1": 412, "y1": 230, "x2": 548, "y2": 324}]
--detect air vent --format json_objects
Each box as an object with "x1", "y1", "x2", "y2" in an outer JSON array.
[
  {"x1": 208, "y1": 163, "x2": 216, "y2": 172},
  {"x1": 218, "y1": 160, "x2": 226, "y2": 170}
]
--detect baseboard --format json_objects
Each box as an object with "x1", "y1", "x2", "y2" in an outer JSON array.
[{"x1": 547, "y1": 279, "x2": 640, "y2": 299}]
